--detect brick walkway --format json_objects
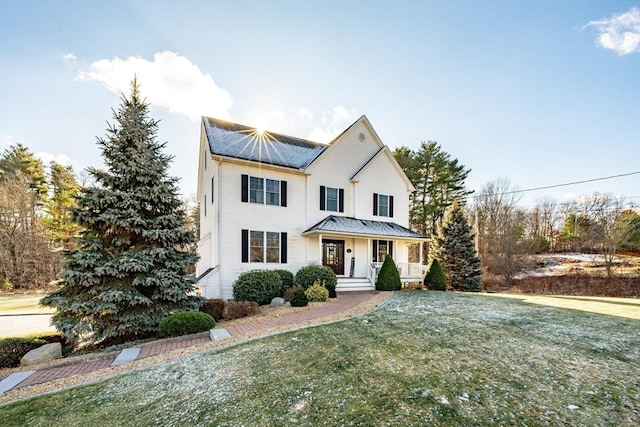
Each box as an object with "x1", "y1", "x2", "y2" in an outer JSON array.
[{"x1": 1, "y1": 291, "x2": 380, "y2": 396}]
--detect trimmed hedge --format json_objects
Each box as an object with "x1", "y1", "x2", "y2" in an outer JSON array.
[
  {"x1": 295, "y1": 265, "x2": 337, "y2": 298},
  {"x1": 233, "y1": 270, "x2": 282, "y2": 305},
  {"x1": 201, "y1": 298, "x2": 226, "y2": 321},
  {"x1": 424, "y1": 259, "x2": 447, "y2": 291},
  {"x1": 290, "y1": 287, "x2": 308, "y2": 307},
  {"x1": 0, "y1": 337, "x2": 46, "y2": 368},
  {"x1": 376, "y1": 256, "x2": 402, "y2": 291},
  {"x1": 305, "y1": 281, "x2": 329, "y2": 302},
  {"x1": 158, "y1": 312, "x2": 215, "y2": 338}
]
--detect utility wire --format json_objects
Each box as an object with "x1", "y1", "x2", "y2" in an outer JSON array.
[{"x1": 469, "y1": 171, "x2": 640, "y2": 199}]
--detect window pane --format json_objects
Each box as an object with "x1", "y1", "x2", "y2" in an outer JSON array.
[
  {"x1": 377, "y1": 240, "x2": 389, "y2": 262},
  {"x1": 265, "y1": 179, "x2": 280, "y2": 206},
  {"x1": 250, "y1": 177, "x2": 264, "y2": 204},
  {"x1": 266, "y1": 232, "x2": 280, "y2": 263},
  {"x1": 378, "y1": 194, "x2": 389, "y2": 217},
  {"x1": 326, "y1": 187, "x2": 338, "y2": 212},
  {"x1": 250, "y1": 231, "x2": 264, "y2": 262}
]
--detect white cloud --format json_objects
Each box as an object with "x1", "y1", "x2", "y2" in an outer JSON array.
[
  {"x1": 78, "y1": 51, "x2": 233, "y2": 120},
  {"x1": 62, "y1": 53, "x2": 77, "y2": 61},
  {"x1": 307, "y1": 106, "x2": 359, "y2": 143},
  {"x1": 35, "y1": 151, "x2": 73, "y2": 167},
  {"x1": 584, "y1": 7, "x2": 640, "y2": 55},
  {"x1": 297, "y1": 108, "x2": 313, "y2": 119}
]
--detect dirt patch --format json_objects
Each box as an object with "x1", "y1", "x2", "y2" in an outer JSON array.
[{"x1": 485, "y1": 275, "x2": 640, "y2": 297}]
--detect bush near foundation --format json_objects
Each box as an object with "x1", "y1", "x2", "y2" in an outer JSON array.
[
  {"x1": 158, "y1": 312, "x2": 215, "y2": 338},
  {"x1": 295, "y1": 265, "x2": 337, "y2": 298},
  {"x1": 424, "y1": 259, "x2": 447, "y2": 291},
  {"x1": 200, "y1": 298, "x2": 226, "y2": 321},
  {"x1": 233, "y1": 270, "x2": 282, "y2": 305},
  {"x1": 290, "y1": 287, "x2": 309, "y2": 307}
]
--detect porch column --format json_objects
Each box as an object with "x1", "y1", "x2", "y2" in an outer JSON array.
[
  {"x1": 318, "y1": 234, "x2": 323, "y2": 266},
  {"x1": 419, "y1": 241, "x2": 424, "y2": 266}
]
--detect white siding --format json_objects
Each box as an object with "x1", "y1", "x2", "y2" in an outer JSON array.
[{"x1": 216, "y1": 162, "x2": 307, "y2": 299}]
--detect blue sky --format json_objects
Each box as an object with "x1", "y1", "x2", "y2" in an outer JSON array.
[{"x1": 1, "y1": 0, "x2": 639, "y2": 207}]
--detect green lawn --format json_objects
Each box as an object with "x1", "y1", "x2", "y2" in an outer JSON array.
[
  {"x1": 0, "y1": 294, "x2": 54, "y2": 315},
  {"x1": 1, "y1": 292, "x2": 638, "y2": 426}
]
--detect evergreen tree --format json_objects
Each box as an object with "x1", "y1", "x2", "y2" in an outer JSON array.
[
  {"x1": 41, "y1": 78, "x2": 201, "y2": 346},
  {"x1": 43, "y1": 162, "x2": 82, "y2": 251},
  {"x1": 0, "y1": 143, "x2": 48, "y2": 202},
  {"x1": 432, "y1": 201, "x2": 482, "y2": 292},
  {"x1": 376, "y1": 256, "x2": 402, "y2": 291},
  {"x1": 394, "y1": 141, "x2": 471, "y2": 239}
]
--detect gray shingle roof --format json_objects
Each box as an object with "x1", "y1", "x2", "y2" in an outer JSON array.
[
  {"x1": 303, "y1": 215, "x2": 426, "y2": 239},
  {"x1": 203, "y1": 117, "x2": 327, "y2": 169}
]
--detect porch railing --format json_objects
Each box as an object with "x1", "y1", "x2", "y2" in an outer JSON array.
[{"x1": 370, "y1": 262, "x2": 426, "y2": 279}]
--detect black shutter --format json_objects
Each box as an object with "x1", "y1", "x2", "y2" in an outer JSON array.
[
  {"x1": 280, "y1": 232, "x2": 288, "y2": 263},
  {"x1": 373, "y1": 193, "x2": 378, "y2": 216},
  {"x1": 241, "y1": 174, "x2": 249, "y2": 203},
  {"x1": 211, "y1": 176, "x2": 214, "y2": 203},
  {"x1": 241, "y1": 229, "x2": 249, "y2": 262},
  {"x1": 389, "y1": 240, "x2": 394, "y2": 258},
  {"x1": 389, "y1": 195, "x2": 394, "y2": 217},
  {"x1": 373, "y1": 240, "x2": 378, "y2": 262},
  {"x1": 280, "y1": 180, "x2": 287, "y2": 207},
  {"x1": 320, "y1": 186, "x2": 326, "y2": 210},
  {"x1": 339, "y1": 188, "x2": 344, "y2": 213}
]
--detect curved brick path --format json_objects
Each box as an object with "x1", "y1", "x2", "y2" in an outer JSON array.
[{"x1": 1, "y1": 291, "x2": 380, "y2": 396}]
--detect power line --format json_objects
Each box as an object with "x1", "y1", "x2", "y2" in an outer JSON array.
[{"x1": 470, "y1": 171, "x2": 640, "y2": 199}]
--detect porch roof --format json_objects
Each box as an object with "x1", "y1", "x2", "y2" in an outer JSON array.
[{"x1": 302, "y1": 215, "x2": 427, "y2": 240}]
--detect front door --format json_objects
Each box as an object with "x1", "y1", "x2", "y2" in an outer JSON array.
[{"x1": 322, "y1": 239, "x2": 345, "y2": 275}]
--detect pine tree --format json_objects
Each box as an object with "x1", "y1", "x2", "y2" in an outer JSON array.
[
  {"x1": 41, "y1": 78, "x2": 201, "y2": 346},
  {"x1": 432, "y1": 201, "x2": 482, "y2": 292},
  {"x1": 0, "y1": 143, "x2": 48, "y2": 202},
  {"x1": 43, "y1": 162, "x2": 82, "y2": 251}
]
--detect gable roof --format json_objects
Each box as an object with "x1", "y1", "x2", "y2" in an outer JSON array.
[
  {"x1": 203, "y1": 117, "x2": 327, "y2": 170},
  {"x1": 303, "y1": 215, "x2": 426, "y2": 240}
]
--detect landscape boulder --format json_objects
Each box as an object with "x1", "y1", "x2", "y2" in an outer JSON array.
[
  {"x1": 20, "y1": 342, "x2": 62, "y2": 367},
  {"x1": 270, "y1": 297, "x2": 285, "y2": 307}
]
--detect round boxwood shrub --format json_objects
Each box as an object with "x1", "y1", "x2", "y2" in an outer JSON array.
[
  {"x1": 158, "y1": 312, "x2": 215, "y2": 338},
  {"x1": 305, "y1": 281, "x2": 329, "y2": 302},
  {"x1": 376, "y1": 256, "x2": 402, "y2": 291},
  {"x1": 290, "y1": 287, "x2": 308, "y2": 307},
  {"x1": 295, "y1": 265, "x2": 337, "y2": 298},
  {"x1": 424, "y1": 258, "x2": 447, "y2": 291},
  {"x1": 274, "y1": 269, "x2": 295, "y2": 295},
  {"x1": 233, "y1": 269, "x2": 283, "y2": 305}
]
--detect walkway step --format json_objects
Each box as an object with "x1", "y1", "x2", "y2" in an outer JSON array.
[
  {"x1": 209, "y1": 328, "x2": 230, "y2": 341},
  {"x1": 0, "y1": 370, "x2": 35, "y2": 394},
  {"x1": 111, "y1": 348, "x2": 141, "y2": 367}
]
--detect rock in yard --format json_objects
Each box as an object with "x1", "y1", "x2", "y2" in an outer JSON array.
[
  {"x1": 270, "y1": 297, "x2": 285, "y2": 307},
  {"x1": 20, "y1": 342, "x2": 62, "y2": 366}
]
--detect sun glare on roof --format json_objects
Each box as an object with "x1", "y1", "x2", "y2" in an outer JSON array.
[{"x1": 255, "y1": 127, "x2": 265, "y2": 136}]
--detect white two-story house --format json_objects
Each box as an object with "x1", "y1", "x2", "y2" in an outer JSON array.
[{"x1": 196, "y1": 115, "x2": 428, "y2": 299}]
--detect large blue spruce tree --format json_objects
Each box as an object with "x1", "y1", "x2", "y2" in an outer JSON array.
[{"x1": 42, "y1": 78, "x2": 201, "y2": 346}]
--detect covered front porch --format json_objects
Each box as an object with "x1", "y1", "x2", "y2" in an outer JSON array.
[{"x1": 302, "y1": 215, "x2": 429, "y2": 291}]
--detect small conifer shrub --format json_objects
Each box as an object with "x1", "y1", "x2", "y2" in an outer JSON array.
[
  {"x1": 305, "y1": 280, "x2": 329, "y2": 302},
  {"x1": 290, "y1": 287, "x2": 309, "y2": 307},
  {"x1": 158, "y1": 312, "x2": 215, "y2": 338},
  {"x1": 424, "y1": 259, "x2": 447, "y2": 291},
  {"x1": 376, "y1": 256, "x2": 402, "y2": 291}
]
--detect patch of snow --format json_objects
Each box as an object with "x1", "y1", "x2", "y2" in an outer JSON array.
[
  {"x1": 567, "y1": 404, "x2": 580, "y2": 410},
  {"x1": 437, "y1": 395, "x2": 449, "y2": 405},
  {"x1": 458, "y1": 393, "x2": 469, "y2": 402}
]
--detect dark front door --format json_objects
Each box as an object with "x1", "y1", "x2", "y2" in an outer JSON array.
[{"x1": 322, "y1": 239, "x2": 345, "y2": 275}]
